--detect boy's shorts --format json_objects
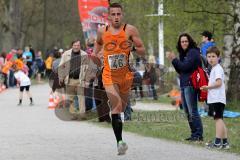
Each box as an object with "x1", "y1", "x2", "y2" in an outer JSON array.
[
  {"x1": 20, "y1": 85, "x2": 30, "y2": 92},
  {"x1": 208, "y1": 102, "x2": 225, "y2": 119}
]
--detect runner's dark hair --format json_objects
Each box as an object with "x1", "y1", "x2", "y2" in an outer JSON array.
[{"x1": 108, "y1": 2, "x2": 123, "y2": 12}]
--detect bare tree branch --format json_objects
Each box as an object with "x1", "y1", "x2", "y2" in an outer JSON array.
[{"x1": 184, "y1": 10, "x2": 234, "y2": 18}]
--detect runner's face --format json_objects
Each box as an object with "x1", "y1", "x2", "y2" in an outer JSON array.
[
  {"x1": 109, "y1": 8, "x2": 123, "y2": 28},
  {"x1": 72, "y1": 41, "x2": 81, "y2": 53}
]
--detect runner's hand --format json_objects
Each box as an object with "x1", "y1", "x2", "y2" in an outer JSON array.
[
  {"x1": 59, "y1": 79, "x2": 64, "y2": 86},
  {"x1": 89, "y1": 54, "x2": 101, "y2": 67},
  {"x1": 141, "y1": 57, "x2": 147, "y2": 64}
]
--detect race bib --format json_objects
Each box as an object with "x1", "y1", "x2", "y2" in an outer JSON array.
[{"x1": 108, "y1": 54, "x2": 127, "y2": 69}]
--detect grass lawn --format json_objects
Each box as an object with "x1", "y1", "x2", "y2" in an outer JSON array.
[
  {"x1": 140, "y1": 95, "x2": 173, "y2": 104},
  {"x1": 92, "y1": 110, "x2": 240, "y2": 154},
  {"x1": 140, "y1": 95, "x2": 240, "y2": 110}
]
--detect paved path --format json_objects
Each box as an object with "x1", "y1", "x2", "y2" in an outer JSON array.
[
  {"x1": 133, "y1": 102, "x2": 176, "y2": 111},
  {"x1": 0, "y1": 84, "x2": 239, "y2": 160}
]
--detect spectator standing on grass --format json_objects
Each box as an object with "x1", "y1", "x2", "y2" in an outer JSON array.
[
  {"x1": 166, "y1": 33, "x2": 203, "y2": 142},
  {"x1": 200, "y1": 31, "x2": 215, "y2": 58},
  {"x1": 200, "y1": 47, "x2": 229, "y2": 149}
]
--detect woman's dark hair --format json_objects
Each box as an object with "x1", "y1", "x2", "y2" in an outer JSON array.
[{"x1": 176, "y1": 33, "x2": 198, "y2": 59}]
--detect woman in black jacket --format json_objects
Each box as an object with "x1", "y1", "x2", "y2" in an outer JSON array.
[{"x1": 166, "y1": 33, "x2": 203, "y2": 141}]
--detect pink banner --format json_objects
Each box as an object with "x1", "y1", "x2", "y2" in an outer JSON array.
[{"x1": 78, "y1": 0, "x2": 109, "y2": 43}]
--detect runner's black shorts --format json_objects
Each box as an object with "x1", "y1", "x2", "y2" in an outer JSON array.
[
  {"x1": 20, "y1": 85, "x2": 30, "y2": 92},
  {"x1": 208, "y1": 102, "x2": 225, "y2": 119}
]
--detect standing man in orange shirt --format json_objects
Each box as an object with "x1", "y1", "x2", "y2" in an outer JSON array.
[{"x1": 93, "y1": 3, "x2": 145, "y2": 155}]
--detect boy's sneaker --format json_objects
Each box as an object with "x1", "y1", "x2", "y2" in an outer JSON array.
[
  {"x1": 17, "y1": 103, "x2": 22, "y2": 106},
  {"x1": 222, "y1": 143, "x2": 230, "y2": 150},
  {"x1": 29, "y1": 102, "x2": 34, "y2": 106},
  {"x1": 117, "y1": 141, "x2": 128, "y2": 155},
  {"x1": 206, "y1": 142, "x2": 222, "y2": 149}
]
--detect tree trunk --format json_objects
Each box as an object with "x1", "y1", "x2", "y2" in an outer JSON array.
[
  {"x1": 222, "y1": 34, "x2": 233, "y2": 91},
  {"x1": 9, "y1": 0, "x2": 21, "y2": 48},
  {"x1": 226, "y1": 1, "x2": 240, "y2": 101},
  {"x1": 42, "y1": 0, "x2": 47, "y2": 52}
]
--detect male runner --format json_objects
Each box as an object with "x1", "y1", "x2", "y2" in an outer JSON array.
[{"x1": 93, "y1": 2, "x2": 145, "y2": 155}]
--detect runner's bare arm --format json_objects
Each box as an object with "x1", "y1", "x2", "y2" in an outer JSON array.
[
  {"x1": 128, "y1": 25, "x2": 145, "y2": 56},
  {"x1": 93, "y1": 27, "x2": 104, "y2": 57},
  {"x1": 92, "y1": 27, "x2": 104, "y2": 66}
]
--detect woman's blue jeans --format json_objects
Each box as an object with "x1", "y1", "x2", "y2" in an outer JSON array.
[{"x1": 181, "y1": 86, "x2": 203, "y2": 138}]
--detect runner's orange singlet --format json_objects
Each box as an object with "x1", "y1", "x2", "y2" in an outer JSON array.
[{"x1": 102, "y1": 24, "x2": 133, "y2": 93}]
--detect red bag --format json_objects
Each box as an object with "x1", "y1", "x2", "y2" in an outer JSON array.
[{"x1": 190, "y1": 66, "x2": 209, "y2": 102}]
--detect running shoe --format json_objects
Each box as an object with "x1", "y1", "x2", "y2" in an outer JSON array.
[{"x1": 117, "y1": 141, "x2": 128, "y2": 155}]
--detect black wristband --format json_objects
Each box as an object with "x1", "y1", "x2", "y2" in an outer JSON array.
[
  {"x1": 143, "y1": 59, "x2": 147, "y2": 64},
  {"x1": 132, "y1": 46, "x2": 136, "y2": 52}
]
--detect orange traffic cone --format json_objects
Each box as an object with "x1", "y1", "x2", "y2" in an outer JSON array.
[
  {"x1": 48, "y1": 94, "x2": 56, "y2": 110},
  {"x1": 54, "y1": 95, "x2": 60, "y2": 106},
  {"x1": 60, "y1": 94, "x2": 66, "y2": 107},
  {"x1": 1, "y1": 85, "x2": 6, "y2": 91}
]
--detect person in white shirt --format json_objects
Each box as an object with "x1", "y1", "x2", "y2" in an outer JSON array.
[
  {"x1": 200, "y1": 46, "x2": 229, "y2": 149},
  {"x1": 13, "y1": 64, "x2": 34, "y2": 106}
]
